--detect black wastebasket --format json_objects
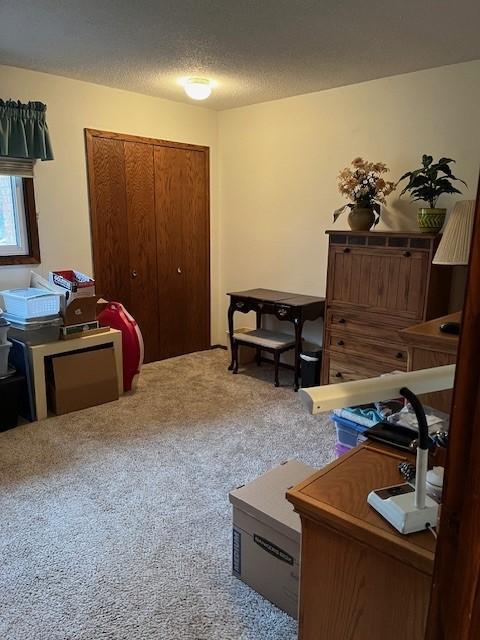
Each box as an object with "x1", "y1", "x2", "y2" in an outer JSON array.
[
  {"x1": 300, "y1": 349, "x2": 322, "y2": 388},
  {"x1": 0, "y1": 373, "x2": 24, "y2": 432}
]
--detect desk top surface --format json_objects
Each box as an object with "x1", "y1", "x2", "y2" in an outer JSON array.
[
  {"x1": 400, "y1": 311, "x2": 461, "y2": 352},
  {"x1": 227, "y1": 288, "x2": 325, "y2": 307},
  {"x1": 287, "y1": 444, "x2": 435, "y2": 575}
]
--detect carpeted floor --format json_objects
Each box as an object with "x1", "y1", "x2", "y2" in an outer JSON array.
[{"x1": 0, "y1": 349, "x2": 335, "y2": 640}]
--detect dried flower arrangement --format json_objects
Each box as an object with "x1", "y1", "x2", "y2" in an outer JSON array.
[{"x1": 333, "y1": 157, "x2": 396, "y2": 227}]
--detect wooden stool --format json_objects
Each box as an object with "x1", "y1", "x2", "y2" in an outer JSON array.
[{"x1": 231, "y1": 329, "x2": 296, "y2": 387}]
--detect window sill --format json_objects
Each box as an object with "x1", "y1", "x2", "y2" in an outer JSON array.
[{"x1": 0, "y1": 254, "x2": 41, "y2": 266}]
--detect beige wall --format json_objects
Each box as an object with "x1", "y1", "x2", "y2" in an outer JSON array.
[
  {"x1": 1, "y1": 61, "x2": 479, "y2": 349},
  {"x1": 0, "y1": 64, "x2": 221, "y2": 341},
  {"x1": 218, "y1": 60, "x2": 480, "y2": 345}
]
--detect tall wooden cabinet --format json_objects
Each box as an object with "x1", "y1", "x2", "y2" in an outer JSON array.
[
  {"x1": 321, "y1": 231, "x2": 451, "y2": 385},
  {"x1": 85, "y1": 129, "x2": 210, "y2": 363}
]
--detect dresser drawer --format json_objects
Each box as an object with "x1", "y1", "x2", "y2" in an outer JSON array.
[
  {"x1": 326, "y1": 309, "x2": 410, "y2": 340},
  {"x1": 325, "y1": 351, "x2": 403, "y2": 384},
  {"x1": 327, "y1": 331, "x2": 408, "y2": 368}
]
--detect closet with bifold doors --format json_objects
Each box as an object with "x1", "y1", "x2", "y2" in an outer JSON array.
[{"x1": 85, "y1": 129, "x2": 210, "y2": 363}]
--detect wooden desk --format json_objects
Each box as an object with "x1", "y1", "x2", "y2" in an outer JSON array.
[
  {"x1": 29, "y1": 329, "x2": 123, "y2": 420},
  {"x1": 226, "y1": 289, "x2": 325, "y2": 390},
  {"x1": 287, "y1": 444, "x2": 435, "y2": 640},
  {"x1": 399, "y1": 311, "x2": 460, "y2": 413}
]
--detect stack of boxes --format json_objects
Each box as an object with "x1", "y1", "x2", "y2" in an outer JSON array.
[
  {"x1": 48, "y1": 270, "x2": 100, "y2": 337},
  {"x1": 0, "y1": 287, "x2": 63, "y2": 345}
]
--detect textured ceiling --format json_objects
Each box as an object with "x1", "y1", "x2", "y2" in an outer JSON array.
[{"x1": 1, "y1": 0, "x2": 480, "y2": 110}]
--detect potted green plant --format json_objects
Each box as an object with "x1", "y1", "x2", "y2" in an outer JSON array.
[
  {"x1": 333, "y1": 158, "x2": 396, "y2": 231},
  {"x1": 397, "y1": 155, "x2": 467, "y2": 233}
]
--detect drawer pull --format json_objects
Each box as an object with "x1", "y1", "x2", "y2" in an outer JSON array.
[
  {"x1": 337, "y1": 340, "x2": 345, "y2": 346},
  {"x1": 403, "y1": 251, "x2": 411, "y2": 258},
  {"x1": 396, "y1": 352, "x2": 404, "y2": 359},
  {"x1": 343, "y1": 247, "x2": 351, "y2": 253},
  {"x1": 338, "y1": 318, "x2": 346, "y2": 324},
  {"x1": 277, "y1": 307, "x2": 288, "y2": 317},
  {"x1": 236, "y1": 301, "x2": 245, "y2": 309},
  {"x1": 335, "y1": 372, "x2": 343, "y2": 378}
]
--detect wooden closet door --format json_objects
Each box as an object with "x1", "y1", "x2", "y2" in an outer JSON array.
[
  {"x1": 86, "y1": 129, "x2": 210, "y2": 363},
  {"x1": 87, "y1": 136, "x2": 131, "y2": 306},
  {"x1": 123, "y1": 141, "x2": 159, "y2": 362},
  {"x1": 154, "y1": 145, "x2": 210, "y2": 359},
  {"x1": 86, "y1": 134, "x2": 159, "y2": 362}
]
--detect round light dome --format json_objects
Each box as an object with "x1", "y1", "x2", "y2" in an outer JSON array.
[{"x1": 183, "y1": 77, "x2": 212, "y2": 101}]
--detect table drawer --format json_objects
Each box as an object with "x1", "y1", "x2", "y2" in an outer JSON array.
[
  {"x1": 325, "y1": 351, "x2": 401, "y2": 384},
  {"x1": 326, "y1": 308, "x2": 411, "y2": 341},
  {"x1": 327, "y1": 331, "x2": 408, "y2": 367}
]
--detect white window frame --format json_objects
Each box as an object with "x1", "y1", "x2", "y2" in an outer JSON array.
[{"x1": 0, "y1": 175, "x2": 30, "y2": 257}]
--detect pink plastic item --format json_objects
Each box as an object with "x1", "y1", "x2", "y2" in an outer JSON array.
[
  {"x1": 97, "y1": 302, "x2": 144, "y2": 392},
  {"x1": 334, "y1": 442, "x2": 351, "y2": 458}
]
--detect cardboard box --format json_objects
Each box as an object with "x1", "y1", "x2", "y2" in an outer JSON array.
[
  {"x1": 229, "y1": 459, "x2": 316, "y2": 618},
  {"x1": 47, "y1": 346, "x2": 119, "y2": 415},
  {"x1": 49, "y1": 270, "x2": 96, "y2": 299},
  {"x1": 62, "y1": 296, "x2": 99, "y2": 326}
]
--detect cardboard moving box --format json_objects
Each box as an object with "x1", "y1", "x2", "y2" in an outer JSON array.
[
  {"x1": 229, "y1": 459, "x2": 316, "y2": 618},
  {"x1": 47, "y1": 346, "x2": 119, "y2": 415}
]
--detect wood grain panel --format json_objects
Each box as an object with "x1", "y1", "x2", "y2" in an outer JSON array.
[
  {"x1": 410, "y1": 348, "x2": 456, "y2": 413},
  {"x1": 124, "y1": 141, "x2": 159, "y2": 362},
  {"x1": 298, "y1": 517, "x2": 431, "y2": 640},
  {"x1": 327, "y1": 330, "x2": 407, "y2": 366},
  {"x1": 426, "y1": 177, "x2": 480, "y2": 640},
  {"x1": 328, "y1": 246, "x2": 430, "y2": 318},
  {"x1": 154, "y1": 145, "x2": 210, "y2": 359},
  {"x1": 86, "y1": 135, "x2": 131, "y2": 305},
  {"x1": 181, "y1": 149, "x2": 210, "y2": 355}
]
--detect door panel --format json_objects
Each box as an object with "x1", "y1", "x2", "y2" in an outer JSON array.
[
  {"x1": 124, "y1": 141, "x2": 159, "y2": 362},
  {"x1": 329, "y1": 246, "x2": 428, "y2": 319},
  {"x1": 154, "y1": 145, "x2": 210, "y2": 359},
  {"x1": 87, "y1": 137, "x2": 130, "y2": 305}
]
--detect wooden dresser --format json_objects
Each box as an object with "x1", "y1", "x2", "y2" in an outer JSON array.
[
  {"x1": 321, "y1": 231, "x2": 451, "y2": 385},
  {"x1": 287, "y1": 444, "x2": 435, "y2": 640}
]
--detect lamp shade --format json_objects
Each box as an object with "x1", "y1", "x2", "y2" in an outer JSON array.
[{"x1": 433, "y1": 200, "x2": 476, "y2": 265}]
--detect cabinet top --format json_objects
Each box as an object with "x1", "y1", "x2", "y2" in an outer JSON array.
[{"x1": 287, "y1": 444, "x2": 435, "y2": 574}]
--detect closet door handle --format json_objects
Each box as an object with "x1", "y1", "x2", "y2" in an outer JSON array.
[
  {"x1": 177, "y1": 267, "x2": 182, "y2": 274},
  {"x1": 131, "y1": 269, "x2": 138, "y2": 279},
  {"x1": 403, "y1": 251, "x2": 411, "y2": 258},
  {"x1": 343, "y1": 247, "x2": 351, "y2": 253}
]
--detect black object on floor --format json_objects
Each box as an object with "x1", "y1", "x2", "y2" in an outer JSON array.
[
  {"x1": 0, "y1": 373, "x2": 25, "y2": 431},
  {"x1": 300, "y1": 349, "x2": 322, "y2": 388}
]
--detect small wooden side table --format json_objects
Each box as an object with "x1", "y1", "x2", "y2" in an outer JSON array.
[
  {"x1": 29, "y1": 328, "x2": 123, "y2": 421},
  {"x1": 399, "y1": 311, "x2": 460, "y2": 413},
  {"x1": 287, "y1": 444, "x2": 435, "y2": 640}
]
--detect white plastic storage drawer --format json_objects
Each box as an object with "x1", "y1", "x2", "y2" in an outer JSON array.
[{"x1": 1, "y1": 288, "x2": 61, "y2": 319}]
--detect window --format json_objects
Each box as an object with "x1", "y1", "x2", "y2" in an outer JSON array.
[{"x1": 0, "y1": 159, "x2": 40, "y2": 265}]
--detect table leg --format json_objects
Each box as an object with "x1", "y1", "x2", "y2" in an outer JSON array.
[
  {"x1": 293, "y1": 318, "x2": 304, "y2": 392},
  {"x1": 228, "y1": 303, "x2": 235, "y2": 370},
  {"x1": 31, "y1": 350, "x2": 48, "y2": 421},
  {"x1": 256, "y1": 308, "x2": 262, "y2": 366}
]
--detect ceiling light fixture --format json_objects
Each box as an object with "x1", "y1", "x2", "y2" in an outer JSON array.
[{"x1": 182, "y1": 77, "x2": 213, "y2": 101}]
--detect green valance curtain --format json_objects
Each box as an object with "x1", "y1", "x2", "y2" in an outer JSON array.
[{"x1": 0, "y1": 100, "x2": 54, "y2": 160}]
